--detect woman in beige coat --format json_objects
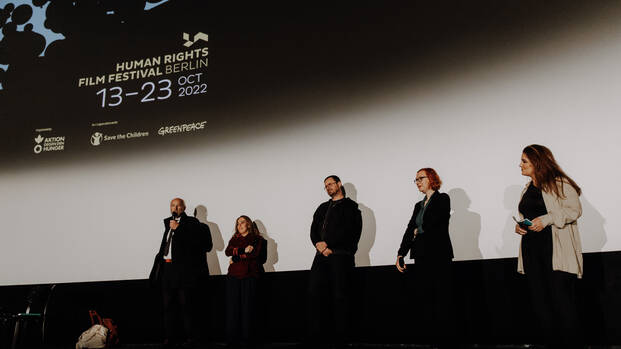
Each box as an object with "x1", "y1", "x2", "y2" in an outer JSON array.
[{"x1": 515, "y1": 144, "x2": 583, "y2": 348}]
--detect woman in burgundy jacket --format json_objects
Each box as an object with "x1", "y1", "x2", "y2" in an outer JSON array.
[{"x1": 225, "y1": 215, "x2": 266, "y2": 347}]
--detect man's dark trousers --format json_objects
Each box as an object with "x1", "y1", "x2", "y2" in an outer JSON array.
[{"x1": 308, "y1": 254, "x2": 354, "y2": 345}]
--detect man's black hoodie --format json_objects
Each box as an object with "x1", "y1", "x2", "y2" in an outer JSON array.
[{"x1": 310, "y1": 197, "x2": 362, "y2": 256}]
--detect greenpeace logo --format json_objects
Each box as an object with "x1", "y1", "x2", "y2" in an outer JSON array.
[{"x1": 158, "y1": 121, "x2": 207, "y2": 136}]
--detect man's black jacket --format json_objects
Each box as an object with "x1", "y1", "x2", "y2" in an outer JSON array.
[
  {"x1": 310, "y1": 197, "x2": 362, "y2": 256},
  {"x1": 149, "y1": 212, "x2": 213, "y2": 287},
  {"x1": 398, "y1": 191, "x2": 454, "y2": 260}
]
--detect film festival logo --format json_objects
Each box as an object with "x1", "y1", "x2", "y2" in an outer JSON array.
[
  {"x1": 33, "y1": 134, "x2": 65, "y2": 154},
  {"x1": 182, "y1": 32, "x2": 208, "y2": 47}
]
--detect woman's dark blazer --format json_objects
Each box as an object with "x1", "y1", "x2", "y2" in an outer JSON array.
[{"x1": 397, "y1": 191, "x2": 454, "y2": 261}]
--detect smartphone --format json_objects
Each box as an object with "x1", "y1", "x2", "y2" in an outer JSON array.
[{"x1": 513, "y1": 216, "x2": 533, "y2": 227}]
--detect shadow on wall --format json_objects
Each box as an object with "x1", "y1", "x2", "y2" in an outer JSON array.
[
  {"x1": 194, "y1": 205, "x2": 224, "y2": 275},
  {"x1": 343, "y1": 183, "x2": 376, "y2": 267},
  {"x1": 254, "y1": 219, "x2": 279, "y2": 272},
  {"x1": 576, "y1": 195, "x2": 607, "y2": 253},
  {"x1": 497, "y1": 185, "x2": 524, "y2": 258},
  {"x1": 447, "y1": 188, "x2": 482, "y2": 260}
]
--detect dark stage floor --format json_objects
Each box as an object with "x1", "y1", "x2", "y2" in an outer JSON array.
[{"x1": 38, "y1": 344, "x2": 621, "y2": 349}]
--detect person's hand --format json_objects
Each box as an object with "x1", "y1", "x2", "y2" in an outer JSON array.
[
  {"x1": 413, "y1": 228, "x2": 418, "y2": 237},
  {"x1": 169, "y1": 220, "x2": 179, "y2": 230},
  {"x1": 515, "y1": 224, "x2": 527, "y2": 235},
  {"x1": 529, "y1": 217, "x2": 545, "y2": 232},
  {"x1": 322, "y1": 248, "x2": 333, "y2": 257},
  {"x1": 315, "y1": 241, "x2": 327, "y2": 252},
  {"x1": 229, "y1": 258, "x2": 233, "y2": 265},
  {"x1": 245, "y1": 245, "x2": 254, "y2": 253},
  {"x1": 395, "y1": 256, "x2": 406, "y2": 273}
]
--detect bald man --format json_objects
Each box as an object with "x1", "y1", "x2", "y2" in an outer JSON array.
[{"x1": 149, "y1": 198, "x2": 212, "y2": 348}]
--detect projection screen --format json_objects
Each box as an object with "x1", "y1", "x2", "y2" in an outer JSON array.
[{"x1": 0, "y1": 1, "x2": 620, "y2": 285}]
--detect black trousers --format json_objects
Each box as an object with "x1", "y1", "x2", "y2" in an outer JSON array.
[
  {"x1": 161, "y1": 263, "x2": 196, "y2": 343},
  {"x1": 407, "y1": 258, "x2": 453, "y2": 343},
  {"x1": 308, "y1": 253, "x2": 354, "y2": 345},
  {"x1": 226, "y1": 276, "x2": 257, "y2": 345},
  {"x1": 522, "y1": 231, "x2": 580, "y2": 347}
]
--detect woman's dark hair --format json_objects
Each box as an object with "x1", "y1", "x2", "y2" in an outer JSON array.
[
  {"x1": 418, "y1": 168, "x2": 442, "y2": 191},
  {"x1": 523, "y1": 144, "x2": 581, "y2": 198},
  {"x1": 235, "y1": 215, "x2": 261, "y2": 237},
  {"x1": 324, "y1": 174, "x2": 346, "y2": 196}
]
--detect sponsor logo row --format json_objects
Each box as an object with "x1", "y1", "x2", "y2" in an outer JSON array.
[{"x1": 33, "y1": 121, "x2": 207, "y2": 154}]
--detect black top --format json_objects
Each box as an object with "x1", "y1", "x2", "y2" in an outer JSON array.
[
  {"x1": 518, "y1": 182, "x2": 552, "y2": 235},
  {"x1": 310, "y1": 197, "x2": 363, "y2": 256},
  {"x1": 149, "y1": 212, "x2": 213, "y2": 287},
  {"x1": 397, "y1": 191, "x2": 453, "y2": 260}
]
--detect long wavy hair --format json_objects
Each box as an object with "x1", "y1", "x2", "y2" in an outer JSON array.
[
  {"x1": 234, "y1": 215, "x2": 261, "y2": 237},
  {"x1": 523, "y1": 144, "x2": 581, "y2": 198}
]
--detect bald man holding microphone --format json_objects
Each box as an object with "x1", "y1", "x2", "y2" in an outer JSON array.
[{"x1": 149, "y1": 198, "x2": 212, "y2": 348}]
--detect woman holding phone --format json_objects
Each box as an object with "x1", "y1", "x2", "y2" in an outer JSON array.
[
  {"x1": 516, "y1": 144, "x2": 583, "y2": 347},
  {"x1": 395, "y1": 168, "x2": 454, "y2": 342},
  {"x1": 225, "y1": 215, "x2": 265, "y2": 348}
]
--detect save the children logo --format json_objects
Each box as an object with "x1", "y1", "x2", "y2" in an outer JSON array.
[
  {"x1": 91, "y1": 132, "x2": 103, "y2": 146},
  {"x1": 89, "y1": 130, "x2": 149, "y2": 147}
]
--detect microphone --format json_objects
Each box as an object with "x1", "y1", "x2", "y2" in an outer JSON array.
[{"x1": 170, "y1": 212, "x2": 180, "y2": 231}]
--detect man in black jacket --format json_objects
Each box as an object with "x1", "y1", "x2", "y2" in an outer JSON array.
[
  {"x1": 308, "y1": 175, "x2": 362, "y2": 347},
  {"x1": 149, "y1": 198, "x2": 212, "y2": 348}
]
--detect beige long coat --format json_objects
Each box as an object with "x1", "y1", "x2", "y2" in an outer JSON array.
[{"x1": 517, "y1": 179, "x2": 584, "y2": 278}]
